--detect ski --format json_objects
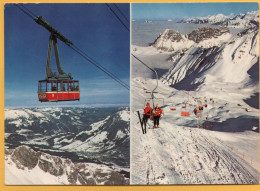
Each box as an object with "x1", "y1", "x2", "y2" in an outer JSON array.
[{"x1": 137, "y1": 111, "x2": 145, "y2": 134}]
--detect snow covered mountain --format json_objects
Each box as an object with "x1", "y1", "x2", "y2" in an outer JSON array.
[
  {"x1": 5, "y1": 145, "x2": 128, "y2": 185},
  {"x1": 180, "y1": 13, "x2": 229, "y2": 24},
  {"x1": 131, "y1": 16, "x2": 259, "y2": 184},
  {"x1": 161, "y1": 26, "x2": 259, "y2": 96},
  {"x1": 180, "y1": 11, "x2": 259, "y2": 29},
  {"x1": 152, "y1": 26, "x2": 231, "y2": 52},
  {"x1": 5, "y1": 107, "x2": 130, "y2": 185}
]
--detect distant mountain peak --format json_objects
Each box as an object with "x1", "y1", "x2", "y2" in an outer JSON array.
[
  {"x1": 180, "y1": 11, "x2": 259, "y2": 28},
  {"x1": 151, "y1": 26, "x2": 231, "y2": 52}
]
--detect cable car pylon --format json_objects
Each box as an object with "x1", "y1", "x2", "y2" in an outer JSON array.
[{"x1": 35, "y1": 16, "x2": 80, "y2": 102}]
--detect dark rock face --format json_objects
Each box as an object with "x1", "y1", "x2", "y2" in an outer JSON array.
[
  {"x1": 188, "y1": 26, "x2": 230, "y2": 43},
  {"x1": 237, "y1": 26, "x2": 259, "y2": 37},
  {"x1": 38, "y1": 154, "x2": 64, "y2": 176},
  {"x1": 152, "y1": 30, "x2": 183, "y2": 51},
  {"x1": 161, "y1": 30, "x2": 183, "y2": 42},
  {"x1": 6, "y1": 145, "x2": 129, "y2": 185},
  {"x1": 11, "y1": 145, "x2": 40, "y2": 169},
  {"x1": 152, "y1": 26, "x2": 230, "y2": 52}
]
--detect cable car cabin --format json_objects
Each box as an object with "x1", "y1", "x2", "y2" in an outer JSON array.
[{"x1": 38, "y1": 79, "x2": 80, "y2": 102}]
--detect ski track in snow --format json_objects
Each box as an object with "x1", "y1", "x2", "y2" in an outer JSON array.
[{"x1": 131, "y1": 111, "x2": 259, "y2": 184}]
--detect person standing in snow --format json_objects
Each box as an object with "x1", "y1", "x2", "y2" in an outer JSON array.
[
  {"x1": 193, "y1": 108, "x2": 198, "y2": 116},
  {"x1": 153, "y1": 104, "x2": 163, "y2": 128},
  {"x1": 143, "y1": 102, "x2": 152, "y2": 124}
]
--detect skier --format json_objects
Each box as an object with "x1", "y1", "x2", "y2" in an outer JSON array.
[
  {"x1": 153, "y1": 104, "x2": 163, "y2": 128},
  {"x1": 143, "y1": 102, "x2": 152, "y2": 124},
  {"x1": 193, "y1": 108, "x2": 198, "y2": 116}
]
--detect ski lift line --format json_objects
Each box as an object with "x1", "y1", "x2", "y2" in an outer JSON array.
[
  {"x1": 19, "y1": 4, "x2": 38, "y2": 18},
  {"x1": 71, "y1": 40, "x2": 129, "y2": 75},
  {"x1": 113, "y1": 3, "x2": 129, "y2": 23},
  {"x1": 131, "y1": 54, "x2": 159, "y2": 97},
  {"x1": 15, "y1": 4, "x2": 130, "y2": 91},
  {"x1": 15, "y1": 5, "x2": 73, "y2": 46},
  {"x1": 69, "y1": 44, "x2": 130, "y2": 90},
  {"x1": 68, "y1": 45, "x2": 130, "y2": 90},
  {"x1": 105, "y1": 3, "x2": 130, "y2": 32},
  {"x1": 15, "y1": 4, "x2": 35, "y2": 20}
]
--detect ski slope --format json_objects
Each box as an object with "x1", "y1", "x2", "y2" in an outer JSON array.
[{"x1": 130, "y1": 78, "x2": 259, "y2": 184}]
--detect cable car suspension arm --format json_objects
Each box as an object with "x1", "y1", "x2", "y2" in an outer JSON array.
[{"x1": 131, "y1": 54, "x2": 159, "y2": 106}]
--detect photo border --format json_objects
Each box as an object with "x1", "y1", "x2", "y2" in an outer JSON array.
[{"x1": 1, "y1": 0, "x2": 259, "y2": 191}]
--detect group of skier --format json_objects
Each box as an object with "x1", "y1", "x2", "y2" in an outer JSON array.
[
  {"x1": 143, "y1": 102, "x2": 163, "y2": 128},
  {"x1": 142, "y1": 99, "x2": 210, "y2": 131}
]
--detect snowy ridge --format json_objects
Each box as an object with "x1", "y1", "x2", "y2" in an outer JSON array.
[
  {"x1": 180, "y1": 11, "x2": 259, "y2": 28},
  {"x1": 183, "y1": 13, "x2": 229, "y2": 24},
  {"x1": 60, "y1": 109, "x2": 129, "y2": 154},
  {"x1": 161, "y1": 26, "x2": 259, "y2": 91},
  {"x1": 5, "y1": 145, "x2": 129, "y2": 185},
  {"x1": 152, "y1": 26, "x2": 232, "y2": 53}
]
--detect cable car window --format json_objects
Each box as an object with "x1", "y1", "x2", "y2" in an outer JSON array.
[
  {"x1": 58, "y1": 82, "x2": 62, "y2": 92},
  {"x1": 47, "y1": 82, "x2": 52, "y2": 92},
  {"x1": 63, "y1": 81, "x2": 68, "y2": 91},
  {"x1": 51, "y1": 82, "x2": 57, "y2": 91},
  {"x1": 69, "y1": 81, "x2": 74, "y2": 91},
  {"x1": 38, "y1": 82, "x2": 41, "y2": 92},
  {"x1": 75, "y1": 81, "x2": 79, "y2": 91},
  {"x1": 39, "y1": 82, "x2": 47, "y2": 92}
]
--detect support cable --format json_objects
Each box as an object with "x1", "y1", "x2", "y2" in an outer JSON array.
[
  {"x1": 113, "y1": 3, "x2": 129, "y2": 23},
  {"x1": 15, "y1": 4, "x2": 130, "y2": 91},
  {"x1": 105, "y1": 3, "x2": 129, "y2": 32}
]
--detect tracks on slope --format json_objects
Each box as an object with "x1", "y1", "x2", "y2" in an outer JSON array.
[{"x1": 141, "y1": 119, "x2": 258, "y2": 184}]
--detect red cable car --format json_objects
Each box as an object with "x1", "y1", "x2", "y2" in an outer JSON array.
[
  {"x1": 35, "y1": 16, "x2": 80, "y2": 102},
  {"x1": 38, "y1": 79, "x2": 80, "y2": 102}
]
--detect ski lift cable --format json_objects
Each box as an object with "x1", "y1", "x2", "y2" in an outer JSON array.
[
  {"x1": 15, "y1": 4, "x2": 35, "y2": 20},
  {"x1": 105, "y1": 3, "x2": 130, "y2": 32},
  {"x1": 19, "y1": 4, "x2": 38, "y2": 18},
  {"x1": 131, "y1": 54, "x2": 158, "y2": 98},
  {"x1": 15, "y1": 4, "x2": 130, "y2": 91},
  {"x1": 69, "y1": 45, "x2": 130, "y2": 90},
  {"x1": 113, "y1": 3, "x2": 129, "y2": 23},
  {"x1": 68, "y1": 45, "x2": 130, "y2": 90}
]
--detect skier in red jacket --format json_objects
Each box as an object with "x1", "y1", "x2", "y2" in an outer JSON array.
[
  {"x1": 153, "y1": 104, "x2": 163, "y2": 128},
  {"x1": 143, "y1": 102, "x2": 152, "y2": 124}
]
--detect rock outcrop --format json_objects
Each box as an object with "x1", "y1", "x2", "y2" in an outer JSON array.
[{"x1": 6, "y1": 145, "x2": 129, "y2": 185}]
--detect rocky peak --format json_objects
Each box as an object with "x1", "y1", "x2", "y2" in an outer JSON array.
[
  {"x1": 152, "y1": 29, "x2": 184, "y2": 52},
  {"x1": 6, "y1": 145, "x2": 129, "y2": 185},
  {"x1": 11, "y1": 145, "x2": 40, "y2": 169},
  {"x1": 188, "y1": 26, "x2": 230, "y2": 43},
  {"x1": 161, "y1": 29, "x2": 183, "y2": 42}
]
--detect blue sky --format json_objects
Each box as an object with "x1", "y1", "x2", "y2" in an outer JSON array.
[
  {"x1": 132, "y1": 3, "x2": 259, "y2": 20},
  {"x1": 5, "y1": 3, "x2": 130, "y2": 107}
]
